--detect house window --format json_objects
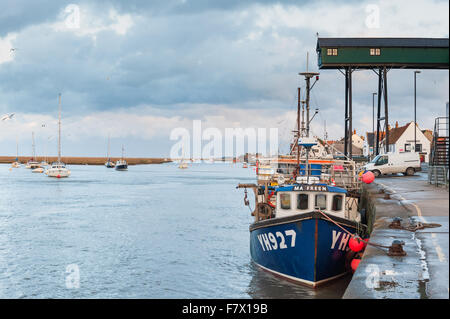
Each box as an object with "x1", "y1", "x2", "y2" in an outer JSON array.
[
  {"x1": 280, "y1": 193, "x2": 291, "y2": 210},
  {"x1": 370, "y1": 48, "x2": 381, "y2": 56},
  {"x1": 327, "y1": 48, "x2": 338, "y2": 56},
  {"x1": 297, "y1": 194, "x2": 309, "y2": 210},
  {"x1": 415, "y1": 144, "x2": 422, "y2": 152},
  {"x1": 405, "y1": 143, "x2": 411, "y2": 152}
]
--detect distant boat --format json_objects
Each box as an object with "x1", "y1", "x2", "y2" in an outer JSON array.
[
  {"x1": 178, "y1": 161, "x2": 188, "y2": 169},
  {"x1": 32, "y1": 167, "x2": 44, "y2": 173},
  {"x1": 11, "y1": 137, "x2": 21, "y2": 168},
  {"x1": 105, "y1": 134, "x2": 115, "y2": 168},
  {"x1": 26, "y1": 132, "x2": 41, "y2": 169},
  {"x1": 25, "y1": 160, "x2": 40, "y2": 169},
  {"x1": 178, "y1": 145, "x2": 188, "y2": 169},
  {"x1": 46, "y1": 93, "x2": 70, "y2": 178},
  {"x1": 115, "y1": 145, "x2": 128, "y2": 171}
]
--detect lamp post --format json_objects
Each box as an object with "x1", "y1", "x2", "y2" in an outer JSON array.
[
  {"x1": 414, "y1": 71, "x2": 421, "y2": 152},
  {"x1": 372, "y1": 93, "x2": 377, "y2": 155}
]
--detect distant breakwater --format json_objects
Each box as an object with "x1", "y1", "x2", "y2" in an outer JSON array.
[{"x1": 0, "y1": 156, "x2": 172, "y2": 165}]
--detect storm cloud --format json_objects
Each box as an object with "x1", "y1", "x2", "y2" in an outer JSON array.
[{"x1": 0, "y1": 0, "x2": 448, "y2": 157}]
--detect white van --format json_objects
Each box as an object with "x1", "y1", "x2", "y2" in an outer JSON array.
[{"x1": 364, "y1": 153, "x2": 421, "y2": 177}]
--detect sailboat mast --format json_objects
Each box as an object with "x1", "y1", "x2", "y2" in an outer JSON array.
[
  {"x1": 297, "y1": 87, "x2": 301, "y2": 167},
  {"x1": 107, "y1": 135, "x2": 111, "y2": 160},
  {"x1": 58, "y1": 93, "x2": 61, "y2": 163},
  {"x1": 32, "y1": 131, "x2": 35, "y2": 159}
]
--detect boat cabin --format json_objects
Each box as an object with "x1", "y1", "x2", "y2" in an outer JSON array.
[
  {"x1": 50, "y1": 162, "x2": 67, "y2": 169},
  {"x1": 274, "y1": 184, "x2": 347, "y2": 219}
]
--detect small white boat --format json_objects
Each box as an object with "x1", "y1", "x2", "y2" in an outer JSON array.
[
  {"x1": 25, "y1": 160, "x2": 40, "y2": 169},
  {"x1": 178, "y1": 162, "x2": 188, "y2": 169},
  {"x1": 46, "y1": 93, "x2": 70, "y2": 178},
  {"x1": 11, "y1": 161, "x2": 20, "y2": 168},
  {"x1": 32, "y1": 167, "x2": 45, "y2": 173},
  {"x1": 178, "y1": 145, "x2": 188, "y2": 169},
  {"x1": 46, "y1": 162, "x2": 70, "y2": 177},
  {"x1": 105, "y1": 134, "x2": 115, "y2": 168}
]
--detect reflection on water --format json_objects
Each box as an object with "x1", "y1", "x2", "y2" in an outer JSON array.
[
  {"x1": 0, "y1": 163, "x2": 351, "y2": 298},
  {"x1": 247, "y1": 262, "x2": 352, "y2": 299}
]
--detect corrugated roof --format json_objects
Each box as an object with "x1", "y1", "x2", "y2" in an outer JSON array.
[{"x1": 317, "y1": 37, "x2": 449, "y2": 48}]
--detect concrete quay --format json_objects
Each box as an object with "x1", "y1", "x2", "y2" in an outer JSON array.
[{"x1": 343, "y1": 170, "x2": 449, "y2": 299}]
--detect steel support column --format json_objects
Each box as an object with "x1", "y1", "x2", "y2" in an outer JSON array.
[
  {"x1": 344, "y1": 67, "x2": 353, "y2": 158},
  {"x1": 375, "y1": 67, "x2": 389, "y2": 155},
  {"x1": 344, "y1": 68, "x2": 349, "y2": 157}
]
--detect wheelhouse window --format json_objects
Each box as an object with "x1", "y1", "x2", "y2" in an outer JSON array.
[
  {"x1": 297, "y1": 194, "x2": 309, "y2": 210},
  {"x1": 332, "y1": 195, "x2": 343, "y2": 211},
  {"x1": 315, "y1": 194, "x2": 327, "y2": 210},
  {"x1": 405, "y1": 143, "x2": 411, "y2": 152},
  {"x1": 327, "y1": 48, "x2": 338, "y2": 56},
  {"x1": 370, "y1": 48, "x2": 381, "y2": 56},
  {"x1": 280, "y1": 193, "x2": 291, "y2": 210},
  {"x1": 415, "y1": 144, "x2": 422, "y2": 152}
]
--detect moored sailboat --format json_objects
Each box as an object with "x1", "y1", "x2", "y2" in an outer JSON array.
[
  {"x1": 25, "y1": 132, "x2": 41, "y2": 169},
  {"x1": 115, "y1": 145, "x2": 128, "y2": 171},
  {"x1": 105, "y1": 134, "x2": 115, "y2": 168},
  {"x1": 46, "y1": 93, "x2": 70, "y2": 178},
  {"x1": 11, "y1": 137, "x2": 20, "y2": 168}
]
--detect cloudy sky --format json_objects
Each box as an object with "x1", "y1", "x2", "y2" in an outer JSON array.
[{"x1": 0, "y1": 0, "x2": 448, "y2": 158}]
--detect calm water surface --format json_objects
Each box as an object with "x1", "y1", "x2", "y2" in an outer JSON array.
[{"x1": 0, "y1": 163, "x2": 350, "y2": 298}]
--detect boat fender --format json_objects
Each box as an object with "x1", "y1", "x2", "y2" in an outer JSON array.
[
  {"x1": 349, "y1": 236, "x2": 366, "y2": 252},
  {"x1": 351, "y1": 258, "x2": 361, "y2": 272}
]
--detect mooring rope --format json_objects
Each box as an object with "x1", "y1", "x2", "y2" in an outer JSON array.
[{"x1": 316, "y1": 209, "x2": 391, "y2": 250}]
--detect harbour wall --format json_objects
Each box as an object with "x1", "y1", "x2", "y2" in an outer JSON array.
[{"x1": 343, "y1": 173, "x2": 449, "y2": 299}]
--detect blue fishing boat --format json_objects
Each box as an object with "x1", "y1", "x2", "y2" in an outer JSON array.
[
  {"x1": 246, "y1": 183, "x2": 366, "y2": 287},
  {"x1": 237, "y1": 71, "x2": 366, "y2": 287}
]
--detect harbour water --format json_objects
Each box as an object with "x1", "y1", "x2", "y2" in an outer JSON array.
[{"x1": 0, "y1": 163, "x2": 350, "y2": 298}]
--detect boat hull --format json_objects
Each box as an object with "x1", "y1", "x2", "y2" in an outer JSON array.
[
  {"x1": 46, "y1": 168, "x2": 70, "y2": 178},
  {"x1": 249, "y1": 212, "x2": 364, "y2": 287},
  {"x1": 115, "y1": 164, "x2": 128, "y2": 171},
  {"x1": 105, "y1": 162, "x2": 115, "y2": 168}
]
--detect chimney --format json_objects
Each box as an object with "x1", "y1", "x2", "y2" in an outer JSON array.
[
  {"x1": 395, "y1": 121, "x2": 398, "y2": 128},
  {"x1": 353, "y1": 129, "x2": 356, "y2": 135}
]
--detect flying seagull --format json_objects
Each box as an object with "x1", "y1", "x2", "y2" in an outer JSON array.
[{"x1": 1, "y1": 113, "x2": 15, "y2": 121}]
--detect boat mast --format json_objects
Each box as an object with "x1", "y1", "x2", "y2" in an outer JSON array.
[
  {"x1": 32, "y1": 131, "x2": 35, "y2": 160},
  {"x1": 298, "y1": 55, "x2": 319, "y2": 183},
  {"x1": 107, "y1": 134, "x2": 111, "y2": 161},
  {"x1": 296, "y1": 87, "x2": 301, "y2": 168},
  {"x1": 58, "y1": 93, "x2": 62, "y2": 163},
  {"x1": 299, "y1": 53, "x2": 319, "y2": 138}
]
